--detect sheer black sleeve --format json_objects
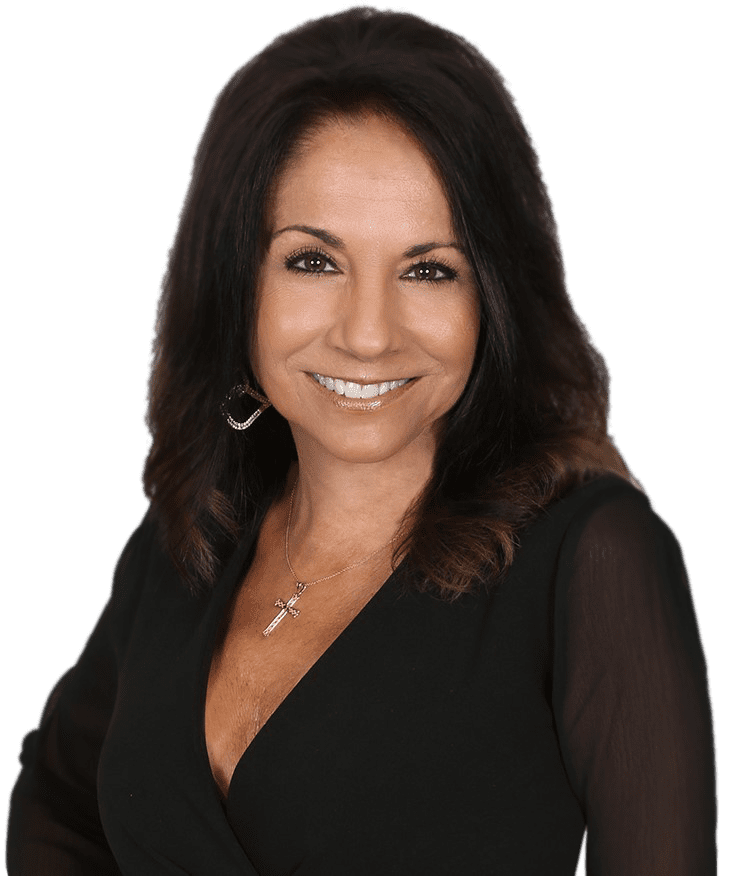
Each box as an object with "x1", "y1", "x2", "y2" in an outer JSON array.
[
  {"x1": 553, "y1": 486, "x2": 717, "y2": 874},
  {"x1": 6, "y1": 518, "x2": 152, "y2": 875}
]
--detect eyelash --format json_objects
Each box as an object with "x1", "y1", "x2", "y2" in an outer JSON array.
[{"x1": 283, "y1": 247, "x2": 459, "y2": 284}]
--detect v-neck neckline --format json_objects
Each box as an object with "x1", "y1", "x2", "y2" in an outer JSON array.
[{"x1": 193, "y1": 517, "x2": 406, "y2": 809}]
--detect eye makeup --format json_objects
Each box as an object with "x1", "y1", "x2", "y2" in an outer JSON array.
[
  {"x1": 284, "y1": 246, "x2": 338, "y2": 275},
  {"x1": 284, "y1": 246, "x2": 460, "y2": 284}
]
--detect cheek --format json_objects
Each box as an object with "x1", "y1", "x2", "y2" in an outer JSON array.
[
  {"x1": 251, "y1": 302, "x2": 284, "y2": 389},
  {"x1": 456, "y1": 294, "x2": 481, "y2": 369},
  {"x1": 252, "y1": 288, "x2": 327, "y2": 377},
  {"x1": 416, "y1": 298, "x2": 479, "y2": 377},
  {"x1": 261, "y1": 273, "x2": 335, "y2": 329}
]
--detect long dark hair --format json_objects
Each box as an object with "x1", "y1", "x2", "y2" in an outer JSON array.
[{"x1": 144, "y1": 7, "x2": 633, "y2": 595}]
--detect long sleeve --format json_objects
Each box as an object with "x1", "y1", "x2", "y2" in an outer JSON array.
[
  {"x1": 6, "y1": 517, "x2": 153, "y2": 875},
  {"x1": 553, "y1": 486, "x2": 717, "y2": 874}
]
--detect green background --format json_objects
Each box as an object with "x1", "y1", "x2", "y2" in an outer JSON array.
[{"x1": 0, "y1": 0, "x2": 737, "y2": 873}]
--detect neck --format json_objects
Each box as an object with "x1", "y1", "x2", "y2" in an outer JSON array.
[{"x1": 282, "y1": 433, "x2": 435, "y2": 568}]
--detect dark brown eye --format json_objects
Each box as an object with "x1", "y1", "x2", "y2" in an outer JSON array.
[
  {"x1": 304, "y1": 254, "x2": 327, "y2": 272},
  {"x1": 286, "y1": 250, "x2": 338, "y2": 274},
  {"x1": 404, "y1": 261, "x2": 457, "y2": 282}
]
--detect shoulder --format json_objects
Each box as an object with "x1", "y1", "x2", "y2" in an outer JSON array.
[
  {"x1": 546, "y1": 473, "x2": 667, "y2": 566},
  {"x1": 107, "y1": 506, "x2": 256, "y2": 619},
  {"x1": 550, "y1": 473, "x2": 649, "y2": 528},
  {"x1": 106, "y1": 509, "x2": 172, "y2": 621},
  {"x1": 513, "y1": 474, "x2": 651, "y2": 567},
  {"x1": 512, "y1": 474, "x2": 683, "y2": 611},
  {"x1": 550, "y1": 476, "x2": 695, "y2": 651},
  {"x1": 554, "y1": 474, "x2": 678, "y2": 575},
  {"x1": 112, "y1": 510, "x2": 158, "y2": 580}
]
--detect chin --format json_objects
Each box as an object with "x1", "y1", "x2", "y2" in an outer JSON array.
[{"x1": 295, "y1": 422, "x2": 434, "y2": 467}]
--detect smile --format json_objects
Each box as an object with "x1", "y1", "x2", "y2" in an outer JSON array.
[{"x1": 311, "y1": 373, "x2": 413, "y2": 399}]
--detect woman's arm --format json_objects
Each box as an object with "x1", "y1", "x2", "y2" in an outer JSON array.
[
  {"x1": 552, "y1": 486, "x2": 717, "y2": 874},
  {"x1": 6, "y1": 518, "x2": 152, "y2": 875},
  {"x1": 7, "y1": 662, "x2": 121, "y2": 873}
]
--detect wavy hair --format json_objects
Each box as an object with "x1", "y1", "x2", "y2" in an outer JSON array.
[{"x1": 144, "y1": 7, "x2": 633, "y2": 596}]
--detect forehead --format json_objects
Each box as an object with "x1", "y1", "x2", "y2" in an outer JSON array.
[{"x1": 266, "y1": 114, "x2": 454, "y2": 240}]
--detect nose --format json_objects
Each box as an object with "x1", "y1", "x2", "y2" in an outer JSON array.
[{"x1": 327, "y1": 272, "x2": 402, "y2": 361}]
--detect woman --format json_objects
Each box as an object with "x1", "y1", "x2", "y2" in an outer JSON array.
[{"x1": 7, "y1": 7, "x2": 716, "y2": 874}]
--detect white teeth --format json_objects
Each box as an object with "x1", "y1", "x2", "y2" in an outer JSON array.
[{"x1": 312, "y1": 373, "x2": 411, "y2": 397}]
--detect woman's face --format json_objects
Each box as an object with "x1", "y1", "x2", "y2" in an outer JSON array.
[{"x1": 252, "y1": 113, "x2": 479, "y2": 467}]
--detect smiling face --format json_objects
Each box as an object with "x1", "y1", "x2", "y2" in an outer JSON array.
[{"x1": 251, "y1": 113, "x2": 480, "y2": 467}]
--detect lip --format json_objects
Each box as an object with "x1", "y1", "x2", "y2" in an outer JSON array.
[{"x1": 305, "y1": 372, "x2": 418, "y2": 410}]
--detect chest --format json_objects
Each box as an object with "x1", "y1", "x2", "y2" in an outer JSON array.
[
  {"x1": 204, "y1": 558, "x2": 389, "y2": 799},
  {"x1": 98, "y1": 524, "x2": 580, "y2": 874}
]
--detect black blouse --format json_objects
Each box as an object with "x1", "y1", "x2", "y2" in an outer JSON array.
[{"x1": 7, "y1": 476, "x2": 717, "y2": 874}]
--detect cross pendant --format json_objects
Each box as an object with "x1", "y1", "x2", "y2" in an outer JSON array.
[{"x1": 263, "y1": 582, "x2": 308, "y2": 637}]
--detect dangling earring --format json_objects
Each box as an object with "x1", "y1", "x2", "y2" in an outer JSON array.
[{"x1": 221, "y1": 382, "x2": 271, "y2": 430}]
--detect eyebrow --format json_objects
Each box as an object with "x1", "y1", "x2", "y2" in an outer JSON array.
[{"x1": 271, "y1": 224, "x2": 465, "y2": 259}]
